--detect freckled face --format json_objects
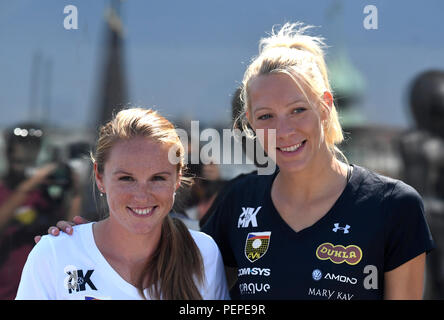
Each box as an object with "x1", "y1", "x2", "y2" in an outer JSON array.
[
  {"x1": 95, "y1": 136, "x2": 180, "y2": 235},
  {"x1": 248, "y1": 73, "x2": 328, "y2": 173}
]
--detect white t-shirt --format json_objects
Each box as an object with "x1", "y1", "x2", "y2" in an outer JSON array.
[{"x1": 15, "y1": 222, "x2": 230, "y2": 300}]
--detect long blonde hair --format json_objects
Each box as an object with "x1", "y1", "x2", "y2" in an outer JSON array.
[
  {"x1": 91, "y1": 107, "x2": 204, "y2": 300},
  {"x1": 238, "y1": 22, "x2": 345, "y2": 160}
]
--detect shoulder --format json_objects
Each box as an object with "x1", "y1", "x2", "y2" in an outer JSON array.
[
  {"x1": 384, "y1": 179, "x2": 424, "y2": 214},
  {"x1": 364, "y1": 166, "x2": 421, "y2": 202},
  {"x1": 188, "y1": 229, "x2": 230, "y2": 299},
  {"x1": 351, "y1": 165, "x2": 415, "y2": 200},
  {"x1": 353, "y1": 165, "x2": 424, "y2": 216},
  {"x1": 216, "y1": 170, "x2": 273, "y2": 202},
  {"x1": 227, "y1": 170, "x2": 267, "y2": 188},
  {"x1": 36, "y1": 222, "x2": 93, "y2": 255},
  {"x1": 201, "y1": 170, "x2": 274, "y2": 231},
  {"x1": 188, "y1": 229, "x2": 225, "y2": 267},
  {"x1": 189, "y1": 229, "x2": 220, "y2": 255},
  {"x1": 28, "y1": 234, "x2": 56, "y2": 260},
  {"x1": 20, "y1": 232, "x2": 59, "y2": 275}
]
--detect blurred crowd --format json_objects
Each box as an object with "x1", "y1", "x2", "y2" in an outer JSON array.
[{"x1": 0, "y1": 69, "x2": 443, "y2": 299}]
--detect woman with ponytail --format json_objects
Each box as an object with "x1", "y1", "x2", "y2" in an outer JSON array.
[
  {"x1": 202, "y1": 22, "x2": 434, "y2": 300},
  {"x1": 16, "y1": 108, "x2": 229, "y2": 300}
]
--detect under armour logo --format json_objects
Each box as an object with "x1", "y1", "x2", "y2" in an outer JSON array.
[
  {"x1": 238, "y1": 207, "x2": 261, "y2": 228},
  {"x1": 332, "y1": 223, "x2": 351, "y2": 234}
]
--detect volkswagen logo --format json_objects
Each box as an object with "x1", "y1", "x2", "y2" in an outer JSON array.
[{"x1": 312, "y1": 269, "x2": 322, "y2": 281}]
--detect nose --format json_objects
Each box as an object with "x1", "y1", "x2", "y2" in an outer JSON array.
[
  {"x1": 275, "y1": 117, "x2": 295, "y2": 141},
  {"x1": 132, "y1": 182, "x2": 154, "y2": 202}
]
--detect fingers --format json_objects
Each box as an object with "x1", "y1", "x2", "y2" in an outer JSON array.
[
  {"x1": 46, "y1": 217, "x2": 88, "y2": 238},
  {"x1": 73, "y1": 215, "x2": 89, "y2": 225},
  {"x1": 56, "y1": 220, "x2": 75, "y2": 235},
  {"x1": 48, "y1": 226, "x2": 60, "y2": 236},
  {"x1": 34, "y1": 236, "x2": 41, "y2": 244}
]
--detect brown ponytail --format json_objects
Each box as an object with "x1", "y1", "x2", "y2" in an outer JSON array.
[{"x1": 137, "y1": 216, "x2": 205, "y2": 300}]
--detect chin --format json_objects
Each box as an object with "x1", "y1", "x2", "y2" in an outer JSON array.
[
  {"x1": 278, "y1": 163, "x2": 308, "y2": 174},
  {"x1": 276, "y1": 155, "x2": 311, "y2": 174},
  {"x1": 129, "y1": 221, "x2": 161, "y2": 236}
]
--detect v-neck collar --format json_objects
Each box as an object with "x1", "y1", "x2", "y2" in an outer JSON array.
[
  {"x1": 265, "y1": 164, "x2": 364, "y2": 237},
  {"x1": 82, "y1": 222, "x2": 148, "y2": 299}
]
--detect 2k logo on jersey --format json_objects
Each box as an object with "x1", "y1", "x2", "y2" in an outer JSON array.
[
  {"x1": 238, "y1": 207, "x2": 262, "y2": 228},
  {"x1": 64, "y1": 265, "x2": 97, "y2": 294}
]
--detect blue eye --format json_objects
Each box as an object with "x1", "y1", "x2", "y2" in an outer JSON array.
[
  {"x1": 292, "y1": 107, "x2": 306, "y2": 114},
  {"x1": 258, "y1": 114, "x2": 272, "y2": 120},
  {"x1": 119, "y1": 176, "x2": 134, "y2": 181},
  {"x1": 152, "y1": 175, "x2": 166, "y2": 181}
]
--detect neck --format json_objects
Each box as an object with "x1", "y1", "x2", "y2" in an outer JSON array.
[
  {"x1": 274, "y1": 148, "x2": 348, "y2": 204},
  {"x1": 93, "y1": 217, "x2": 161, "y2": 265}
]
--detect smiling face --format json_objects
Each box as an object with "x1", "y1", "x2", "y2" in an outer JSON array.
[
  {"x1": 247, "y1": 72, "x2": 332, "y2": 174},
  {"x1": 95, "y1": 136, "x2": 180, "y2": 236}
]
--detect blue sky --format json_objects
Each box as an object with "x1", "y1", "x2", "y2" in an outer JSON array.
[{"x1": 1, "y1": 0, "x2": 443, "y2": 129}]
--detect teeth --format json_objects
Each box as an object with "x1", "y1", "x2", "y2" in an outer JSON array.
[
  {"x1": 131, "y1": 207, "x2": 153, "y2": 215},
  {"x1": 280, "y1": 142, "x2": 303, "y2": 152}
]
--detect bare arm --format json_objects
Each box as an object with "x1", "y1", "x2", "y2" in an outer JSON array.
[{"x1": 384, "y1": 253, "x2": 426, "y2": 300}]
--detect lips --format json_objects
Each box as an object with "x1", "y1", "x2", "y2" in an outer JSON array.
[
  {"x1": 277, "y1": 140, "x2": 307, "y2": 153},
  {"x1": 127, "y1": 206, "x2": 157, "y2": 218}
]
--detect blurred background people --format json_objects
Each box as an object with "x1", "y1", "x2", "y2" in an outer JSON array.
[
  {"x1": 0, "y1": 123, "x2": 81, "y2": 299},
  {"x1": 398, "y1": 70, "x2": 444, "y2": 299},
  {"x1": 171, "y1": 134, "x2": 227, "y2": 230}
]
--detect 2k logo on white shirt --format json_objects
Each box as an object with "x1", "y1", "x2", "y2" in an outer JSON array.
[{"x1": 238, "y1": 207, "x2": 261, "y2": 228}]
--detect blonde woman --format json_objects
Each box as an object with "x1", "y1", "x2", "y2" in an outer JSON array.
[
  {"x1": 201, "y1": 22, "x2": 434, "y2": 300},
  {"x1": 16, "y1": 108, "x2": 229, "y2": 300}
]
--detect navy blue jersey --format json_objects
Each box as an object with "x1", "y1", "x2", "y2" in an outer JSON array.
[{"x1": 202, "y1": 165, "x2": 435, "y2": 300}]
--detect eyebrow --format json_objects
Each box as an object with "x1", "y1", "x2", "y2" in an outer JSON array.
[
  {"x1": 113, "y1": 169, "x2": 131, "y2": 175},
  {"x1": 113, "y1": 169, "x2": 172, "y2": 176},
  {"x1": 253, "y1": 99, "x2": 307, "y2": 114},
  {"x1": 285, "y1": 99, "x2": 307, "y2": 107}
]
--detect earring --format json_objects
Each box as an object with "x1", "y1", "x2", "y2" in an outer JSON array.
[{"x1": 173, "y1": 192, "x2": 176, "y2": 201}]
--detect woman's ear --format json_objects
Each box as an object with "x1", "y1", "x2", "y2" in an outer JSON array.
[
  {"x1": 94, "y1": 162, "x2": 105, "y2": 193},
  {"x1": 323, "y1": 91, "x2": 333, "y2": 108},
  {"x1": 321, "y1": 91, "x2": 333, "y2": 121}
]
